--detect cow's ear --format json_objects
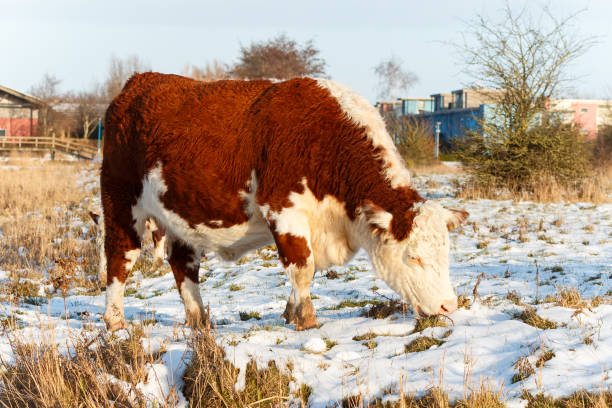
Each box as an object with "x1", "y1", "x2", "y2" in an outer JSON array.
[
  {"x1": 445, "y1": 209, "x2": 469, "y2": 231},
  {"x1": 362, "y1": 201, "x2": 393, "y2": 231},
  {"x1": 89, "y1": 211, "x2": 100, "y2": 225}
]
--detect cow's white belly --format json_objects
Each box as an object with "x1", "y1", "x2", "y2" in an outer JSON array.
[{"x1": 132, "y1": 164, "x2": 273, "y2": 259}]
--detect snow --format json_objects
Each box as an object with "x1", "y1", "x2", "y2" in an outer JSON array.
[{"x1": 0, "y1": 168, "x2": 610, "y2": 406}]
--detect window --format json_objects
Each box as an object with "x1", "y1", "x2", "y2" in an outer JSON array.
[
  {"x1": 0, "y1": 129, "x2": 5, "y2": 137},
  {"x1": 581, "y1": 108, "x2": 588, "y2": 113}
]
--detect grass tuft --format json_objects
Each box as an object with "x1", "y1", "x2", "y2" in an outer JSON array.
[
  {"x1": 555, "y1": 287, "x2": 587, "y2": 309},
  {"x1": 514, "y1": 307, "x2": 557, "y2": 330},
  {"x1": 183, "y1": 328, "x2": 310, "y2": 407},
  {"x1": 413, "y1": 315, "x2": 448, "y2": 333},
  {"x1": 360, "y1": 299, "x2": 407, "y2": 319},
  {"x1": 239, "y1": 311, "x2": 261, "y2": 321},
  {"x1": 404, "y1": 336, "x2": 443, "y2": 353}
]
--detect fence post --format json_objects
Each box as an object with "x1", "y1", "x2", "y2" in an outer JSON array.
[{"x1": 51, "y1": 134, "x2": 56, "y2": 160}]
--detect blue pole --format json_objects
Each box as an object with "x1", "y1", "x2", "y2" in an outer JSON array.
[{"x1": 97, "y1": 117, "x2": 101, "y2": 158}]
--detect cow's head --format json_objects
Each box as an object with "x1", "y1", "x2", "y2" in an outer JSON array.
[{"x1": 363, "y1": 201, "x2": 468, "y2": 317}]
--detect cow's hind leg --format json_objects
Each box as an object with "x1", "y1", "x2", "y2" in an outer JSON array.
[
  {"x1": 272, "y1": 217, "x2": 317, "y2": 331},
  {"x1": 101, "y1": 190, "x2": 143, "y2": 331},
  {"x1": 150, "y1": 221, "x2": 166, "y2": 269},
  {"x1": 167, "y1": 238, "x2": 206, "y2": 327}
]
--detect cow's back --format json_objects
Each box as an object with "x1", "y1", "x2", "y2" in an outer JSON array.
[{"x1": 103, "y1": 73, "x2": 272, "y2": 180}]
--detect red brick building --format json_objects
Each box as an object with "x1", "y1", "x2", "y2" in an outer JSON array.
[{"x1": 0, "y1": 85, "x2": 43, "y2": 137}]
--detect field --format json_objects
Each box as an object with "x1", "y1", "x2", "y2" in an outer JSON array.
[{"x1": 0, "y1": 156, "x2": 610, "y2": 407}]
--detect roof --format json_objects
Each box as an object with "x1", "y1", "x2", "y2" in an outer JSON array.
[{"x1": 0, "y1": 85, "x2": 44, "y2": 107}]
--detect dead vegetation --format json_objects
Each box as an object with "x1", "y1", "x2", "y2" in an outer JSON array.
[
  {"x1": 457, "y1": 173, "x2": 611, "y2": 204},
  {"x1": 182, "y1": 328, "x2": 311, "y2": 407},
  {"x1": 0, "y1": 162, "x2": 101, "y2": 302},
  {"x1": 0, "y1": 325, "x2": 157, "y2": 408},
  {"x1": 412, "y1": 316, "x2": 449, "y2": 333},
  {"x1": 342, "y1": 378, "x2": 505, "y2": 408},
  {"x1": 554, "y1": 287, "x2": 588, "y2": 309},
  {"x1": 514, "y1": 307, "x2": 558, "y2": 330},
  {"x1": 360, "y1": 299, "x2": 409, "y2": 319},
  {"x1": 522, "y1": 390, "x2": 612, "y2": 408}
]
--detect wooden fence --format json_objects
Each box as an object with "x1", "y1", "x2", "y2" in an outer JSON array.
[{"x1": 0, "y1": 136, "x2": 99, "y2": 160}]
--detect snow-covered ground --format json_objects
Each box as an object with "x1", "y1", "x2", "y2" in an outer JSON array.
[{"x1": 0, "y1": 166, "x2": 610, "y2": 407}]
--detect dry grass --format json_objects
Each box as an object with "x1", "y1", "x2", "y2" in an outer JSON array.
[
  {"x1": 522, "y1": 390, "x2": 612, "y2": 407},
  {"x1": 411, "y1": 162, "x2": 463, "y2": 175},
  {"x1": 457, "y1": 172, "x2": 612, "y2": 203},
  {"x1": 182, "y1": 328, "x2": 310, "y2": 407},
  {"x1": 360, "y1": 299, "x2": 408, "y2": 319},
  {"x1": 555, "y1": 287, "x2": 588, "y2": 309},
  {"x1": 342, "y1": 379, "x2": 504, "y2": 408},
  {"x1": 514, "y1": 307, "x2": 558, "y2": 330},
  {"x1": 0, "y1": 162, "x2": 101, "y2": 301},
  {"x1": 413, "y1": 316, "x2": 448, "y2": 333},
  {"x1": 0, "y1": 325, "x2": 158, "y2": 408}
]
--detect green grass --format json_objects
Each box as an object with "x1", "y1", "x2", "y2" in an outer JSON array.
[
  {"x1": 404, "y1": 336, "x2": 443, "y2": 353},
  {"x1": 330, "y1": 299, "x2": 383, "y2": 310},
  {"x1": 238, "y1": 311, "x2": 261, "y2": 321},
  {"x1": 412, "y1": 316, "x2": 448, "y2": 333}
]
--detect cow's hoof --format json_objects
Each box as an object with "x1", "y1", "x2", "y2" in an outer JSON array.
[
  {"x1": 104, "y1": 317, "x2": 127, "y2": 332},
  {"x1": 281, "y1": 302, "x2": 296, "y2": 325},
  {"x1": 295, "y1": 315, "x2": 318, "y2": 331},
  {"x1": 186, "y1": 307, "x2": 213, "y2": 330},
  {"x1": 294, "y1": 298, "x2": 317, "y2": 331}
]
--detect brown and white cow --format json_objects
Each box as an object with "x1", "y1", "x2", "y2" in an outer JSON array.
[{"x1": 100, "y1": 72, "x2": 468, "y2": 331}]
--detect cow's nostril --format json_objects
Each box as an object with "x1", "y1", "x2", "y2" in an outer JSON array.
[{"x1": 439, "y1": 298, "x2": 458, "y2": 315}]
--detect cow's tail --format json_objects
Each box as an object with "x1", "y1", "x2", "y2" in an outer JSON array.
[{"x1": 97, "y1": 215, "x2": 107, "y2": 286}]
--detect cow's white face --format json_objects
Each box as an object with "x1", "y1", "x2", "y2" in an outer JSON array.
[{"x1": 366, "y1": 201, "x2": 468, "y2": 316}]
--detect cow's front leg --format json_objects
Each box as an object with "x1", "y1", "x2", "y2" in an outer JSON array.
[
  {"x1": 167, "y1": 239, "x2": 206, "y2": 327},
  {"x1": 272, "y1": 222, "x2": 317, "y2": 331}
]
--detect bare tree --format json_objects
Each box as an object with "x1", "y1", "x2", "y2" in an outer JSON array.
[
  {"x1": 29, "y1": 73, "x2": 60, "y2": 100},
  {"x1": 103, "y1": 54, "x2": 151, "y2": 101},
  {"x1": 29, "y1": 73, "x2": 61, "y2": 137},
  {"x1": 457, "y1": 2, "x2": 593, "y2": 137},
  {"x1": 373, "y1": 56, "x2": 417, "y2": 101},
  {"x1": 74, "y1": 90, "x2": 105, "y2": 139},
  {"x1": 231, "y1": 34, "x2": 327, "y2": 80},
  {"x1": 182, "y1": 60, "x2": 230, "y2": 82},
  {"x1": 455, "y1": 2, "x2": 595, "y2": 194}
]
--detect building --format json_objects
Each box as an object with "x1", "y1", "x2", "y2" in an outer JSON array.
[
  {"x1": 548, "y1": 99, "x2": 612, "y2": 139},
  {"x1": 415, "y1": 88, "x2": 498, "y2": 147},
  {"x1": 375, "y1": 97, "x2": 434, "y2": 117},
  {"x1": 408, "y1": 88, "x2": 612, "y2": 147},
  {"x1": 0, "y1": 85, "x2": 43, "y2": 137}
]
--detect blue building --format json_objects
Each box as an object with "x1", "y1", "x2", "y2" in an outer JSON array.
[
  {"x1": 409, "y1": 88, "x2": 498, "y2": 147},
  {"x1": 375, "y1": 97, "x2": 434, "y2": 117}
]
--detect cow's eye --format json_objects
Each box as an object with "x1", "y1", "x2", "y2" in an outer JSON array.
[{"x1": 407, "y1": 256, "x2": 422, "y2": 267}]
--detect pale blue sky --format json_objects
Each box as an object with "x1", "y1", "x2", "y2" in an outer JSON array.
[{"x1": 2, "y1": 0, "x2": 610, "y2": 103}]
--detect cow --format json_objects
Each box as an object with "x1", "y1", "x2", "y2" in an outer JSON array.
[
  {"x1": 89, "y1": 211, "x2": 166, "y2": 284},
  {"x1": 100, "y1": 72, "x2": 468, "y2": 331}
]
